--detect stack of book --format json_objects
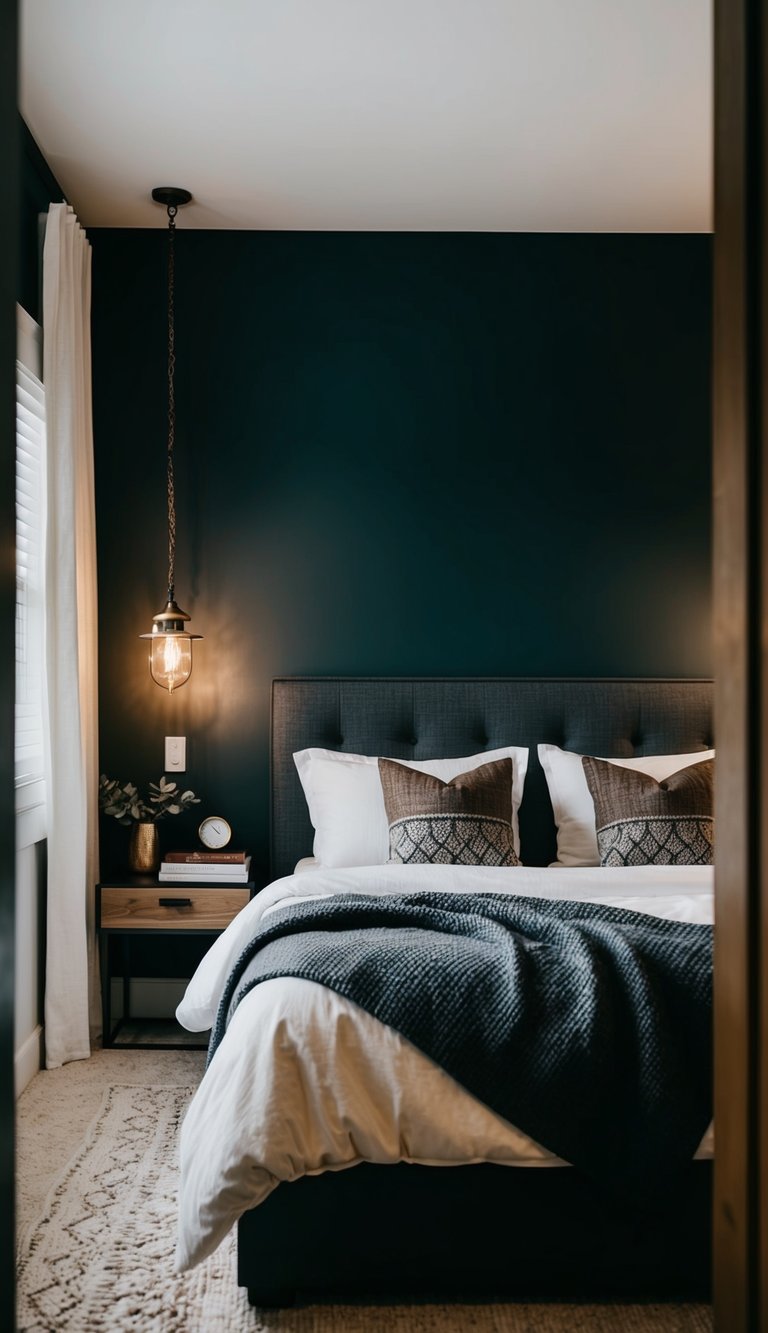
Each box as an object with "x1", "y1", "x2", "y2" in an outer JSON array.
[{"x1": 158, "y1": 850, "x2": 252, "y2": 884}]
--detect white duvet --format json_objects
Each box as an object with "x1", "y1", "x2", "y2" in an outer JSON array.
[{"x1": 175, "y1": 863, "x2": 714, "y2": 1272}]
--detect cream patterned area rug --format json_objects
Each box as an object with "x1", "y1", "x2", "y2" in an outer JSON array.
[{"x1": 17, "y1": 1079, "x2": 713, "y2": 1333}]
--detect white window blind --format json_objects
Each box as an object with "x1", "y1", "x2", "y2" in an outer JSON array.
[{"x1": 15, "y1": 306, "x2": 47, "y2": 822}]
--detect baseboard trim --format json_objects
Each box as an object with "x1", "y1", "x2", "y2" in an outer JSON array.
[{"x1": 15, "y1": 1024, "x2": 43, "y2": 1098}]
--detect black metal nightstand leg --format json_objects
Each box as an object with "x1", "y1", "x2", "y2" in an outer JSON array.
[
  {"x1": 100, "y1": 930, "x2": 111, "y2": 1047},
  {"x1": 123, "y1": 937, "x2": 130, "y2": 1023}
]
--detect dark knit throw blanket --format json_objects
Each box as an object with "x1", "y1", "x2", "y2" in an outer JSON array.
[{"x1": 208, "y1": 891, "x2": 712, "y2": 1191}]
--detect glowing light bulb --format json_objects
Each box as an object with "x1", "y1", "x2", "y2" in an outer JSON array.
[{"x1": 149, "y1": 634, "x2": 192, "y2": 693}]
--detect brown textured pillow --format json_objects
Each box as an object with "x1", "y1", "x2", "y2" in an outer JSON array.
[
  {"x1": 377, "y1": 757, "x2": 520, "y2": 867},
  {"x1": 581, "y1": 756, "x2": 714, "y2": 867}
]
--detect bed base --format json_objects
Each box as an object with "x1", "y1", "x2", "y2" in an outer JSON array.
[
  {"x1": 254, "y1": 678, "x2": 713, "y2": 1308},
  {"x1": 238, "y1": 1160, "x2": 711, "y2": 1308}
]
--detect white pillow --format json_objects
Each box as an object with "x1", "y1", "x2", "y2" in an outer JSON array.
[
  {"x1": 294, "y1": 746, "x2": 529, "y2": 868},
  {"x1": 538, "y1": 743, "x2": 716, "y2": 868}
]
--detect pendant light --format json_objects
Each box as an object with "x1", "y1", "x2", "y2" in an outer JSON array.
[{"x1": 140, "y1": 186, "x2": 202, "y2": 693}]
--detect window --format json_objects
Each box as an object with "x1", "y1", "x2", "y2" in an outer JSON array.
[{"x1": 15, "y1": 304, "x2": 47, "y2": 847}]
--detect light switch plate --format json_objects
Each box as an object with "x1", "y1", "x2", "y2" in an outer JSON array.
[{"x1": 165, "y1": 736, "x2": 186, "y2": 772}]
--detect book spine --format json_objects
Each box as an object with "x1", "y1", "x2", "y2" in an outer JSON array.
[
  {"x1": 159, "y1": 862, "x2": 250, "y2": 877},
  {"x1": 158, "y1": 872, "x2": 249, "y2": 884},
  {"x1": 164, "y1": 851, "x2": 246, "y2": 864},
  {"x1": 160, "y1": 864, "x2": 234, "y2": 874}
]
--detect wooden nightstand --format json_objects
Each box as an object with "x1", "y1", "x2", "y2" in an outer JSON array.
[{"x1": 97, "y1": 876, "x2": 255, "y2": 1049}]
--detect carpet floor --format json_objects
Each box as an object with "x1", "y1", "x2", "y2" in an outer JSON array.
[{"x1": 16, "y1": 1049, "x2": 714, "y2": 1332}]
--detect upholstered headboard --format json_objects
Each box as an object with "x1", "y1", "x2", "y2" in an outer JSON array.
[{"x1": 270, "y1": 677, "x2": 713, "y2": 880}]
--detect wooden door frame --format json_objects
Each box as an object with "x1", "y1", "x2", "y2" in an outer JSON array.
[{"x1": 713, "y1": 0, "x2": 768, "y2": 1328}]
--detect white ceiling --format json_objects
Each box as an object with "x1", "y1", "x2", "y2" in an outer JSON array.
[{"x1": 20, "y1": 0, "x2": 712, "y2": 232}]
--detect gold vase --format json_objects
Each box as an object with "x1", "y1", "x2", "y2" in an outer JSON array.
[{"x1": 128, "y1": 821, "x2": 160, "y2": 874}]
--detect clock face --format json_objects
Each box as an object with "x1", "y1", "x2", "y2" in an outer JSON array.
[{"x1": 198, "y1": 816, "x2": 232, "y2": 850}]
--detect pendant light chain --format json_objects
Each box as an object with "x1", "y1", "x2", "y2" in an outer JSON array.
[
  {"x1": 142, "y1": 184, "x2": 200, "y2": 693},
  {"x1": 166, "y1": 204, "x2": 177, "y2": 603}
]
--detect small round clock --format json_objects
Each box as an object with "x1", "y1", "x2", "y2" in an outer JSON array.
[{"x1": 198, "y1": 815, "x2": 232, "y2": 850}]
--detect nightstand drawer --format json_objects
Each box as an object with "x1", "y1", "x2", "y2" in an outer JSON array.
[{"x1": 100, "y1": 885, "x2": 250, "y2": 931}]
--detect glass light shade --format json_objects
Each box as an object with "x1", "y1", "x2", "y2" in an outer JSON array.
[
  {"x1": 140, "y1": 598, "x2": 202, "y2": 694},
  {"x1": 149, "y1": 632, "x2": 193, "y2": 693}
]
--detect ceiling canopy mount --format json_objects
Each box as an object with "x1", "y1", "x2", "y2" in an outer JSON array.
[{"x1": 151, "y1": 186, "x2": 192, "y2": 211}]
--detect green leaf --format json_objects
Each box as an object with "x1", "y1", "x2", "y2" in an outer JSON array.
[{"x1": 99, "y1": 773, "x2": 202, "y2": 822}]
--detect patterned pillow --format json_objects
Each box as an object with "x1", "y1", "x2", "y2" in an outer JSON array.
[
  {"x1": 580, "y1": 756, "x2": 714, "y2": 867},
  {"x1": 377, "y1": 757, "x2": 520, "y2": 867}
]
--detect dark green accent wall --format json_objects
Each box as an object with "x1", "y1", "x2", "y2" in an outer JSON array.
[
  {"x1": 19, "y1": 118, "x2": 65, "y2": 318},
  {"x1": 91, "y1": 230, "x2": 712, "y2": 879}
]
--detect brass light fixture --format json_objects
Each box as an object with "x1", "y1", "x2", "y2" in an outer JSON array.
[{"x1": 140, "y1": 186, "x2": 202, "y2": 693}]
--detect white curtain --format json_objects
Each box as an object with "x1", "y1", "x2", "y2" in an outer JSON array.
[{"x1": 42, "y1": 203, "x2": 100, "y2": 1068}]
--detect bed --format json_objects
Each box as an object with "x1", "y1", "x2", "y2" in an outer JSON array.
[{"x1": 176, "y1": 676, "x2": 714, "y2": 1306}]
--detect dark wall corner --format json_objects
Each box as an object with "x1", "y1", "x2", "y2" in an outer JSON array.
[
  {"x1": 1, "y1": 6, "x2": 19, "y2": 1325},
  {"x1": 19, "y1": 115, "x2": 65, "y2": 320}
]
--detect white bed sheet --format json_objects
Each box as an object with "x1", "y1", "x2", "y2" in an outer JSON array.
[{"x1": 175, "y1": 864, "x2": 714, "y2": 1272}]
